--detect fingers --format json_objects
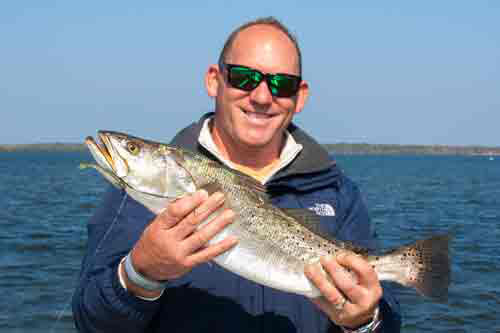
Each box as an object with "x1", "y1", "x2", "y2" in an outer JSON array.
[
  {"x1": 183, "y1": 209, "x2": 236, "y2": 253},
  {"x1": 310, "y1": 296, "x2": 334, "y2": 315},
  {"x1": 304, "y1": 260, "x2": 349, "y2": 309},
  {"x1": 166, "y1": 188, "x2": 239, "y2": 262},
  {"x1": 158, "y1": 190, "x2": 209, "y2": 228},
  {"x1": 173, "y1": 191, "x2": 226, "y2": 239},
  {"x1": 132, "y1": 189, "x2": 238, "y2": 282},
  {"x1": 305, "y1": 253, "x2": 383, "y2": 327},
  {"x1": 336, "y1": 253, "x2": 379, "y2": 288},
  {"x1": 186, "y1": 234, "x2": 238, "y2": 267},
  {"x1": 320, "y1": 255, "x2": 365, "y2": 305},
  {"x1": 334, "y1": 253, "x2": 382, "y2": 307}
]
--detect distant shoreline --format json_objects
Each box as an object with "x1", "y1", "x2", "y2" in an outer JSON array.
[
  {"x1": 323, "y1": 143, "x2": 500, "y2": 156},
  {"x1": 0, "y1": 143, "x2": 86, "y2": 152},
  {"x1": 1, "y1": 143, "x2": 499, "y2": 155}
]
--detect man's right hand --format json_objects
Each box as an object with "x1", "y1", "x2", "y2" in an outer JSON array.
[{"x1": 122, "y1": 189, "x2": 238, "y2": 298}]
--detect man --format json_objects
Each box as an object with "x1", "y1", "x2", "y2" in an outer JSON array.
[{"x1": 73, "y1": 17, "x2": 401, "y2": 332}]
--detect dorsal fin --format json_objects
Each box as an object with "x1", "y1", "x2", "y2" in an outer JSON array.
[
  {"x1": 281, "y1": 208, "x2": 334, "y2": 241},
  {"x1": 199, "y1": 182, "x2": 223, "y2": 196},
  {"x1": 282, "y1": 208, "x2": 371, "y2": 255},
  {"x1": 205, "y1": 158, "x2": 268, "y2": 195},
  {"x1": 233, "y1": 169, "x2": 267, "y2": 194},
  {"x1": 282, "y1": 208, "x2": 322, "y2": 226}
]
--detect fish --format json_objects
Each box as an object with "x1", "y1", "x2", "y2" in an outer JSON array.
[{"x1": 81, "y1": 130, "x2": 451, "y2": 300}]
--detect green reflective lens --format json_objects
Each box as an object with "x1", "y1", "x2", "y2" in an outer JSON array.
[
  {"x1": 224, "y1": 63, "x2": 301, "y2": 98},
  {"x1": 231, "y1": 67, "x2": 259, "y2": 90},
  {"x1": 269, "y1": 75, "x2": 299, "y2": 97}
]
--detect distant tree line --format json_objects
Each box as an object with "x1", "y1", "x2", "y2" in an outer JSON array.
[
  {"x1": 0, "y1": 143, "x2": 86, "y2": 152},
  {"x1": 1, "y1": 143, "x2": 499, "y2": 155},
  {"x1": 324, "y1": 143, "x2": 500, "y2": 155}
]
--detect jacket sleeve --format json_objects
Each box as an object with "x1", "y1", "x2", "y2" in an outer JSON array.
[
  {"x1": 336, "y1": 175, "x2": 402, "y2": 333},
  {"x1": 72, "y1": 187, "x2": 164, "y2": 332}
]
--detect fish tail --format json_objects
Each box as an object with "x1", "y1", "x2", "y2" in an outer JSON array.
[{"x1": 370, "y1": 235, "x2": 451, "y2": 301}]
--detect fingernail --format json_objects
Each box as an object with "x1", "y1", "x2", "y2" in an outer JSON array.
[
  {"x1": 197, "y1": 189, "x2": 209, "y2": 199},
  {"x1": 224, "y1": 209, "x2": 235, "y2": 220},
  {"x1": 320, "y1": 255, "x2": 335, "y2": 265},
  {"x1": 336, "y1": 252, "x2": 347, "y2": 261},
  {"x1": 307, "y1": 262, "x2": 321, "y2": 273},
  {"x1": 325, "y1": 255, "x2": 335, "y2": 262},
  {"x1": 213, "y1": 191, "x2": 224, "y2": 203},
  {"x1": 227, "y1": 235, "x2": 239, "y2": 244}
]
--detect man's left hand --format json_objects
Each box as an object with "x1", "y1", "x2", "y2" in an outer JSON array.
[{"x1": 304, "y1": 253, "x2": 382, "y2": 329}]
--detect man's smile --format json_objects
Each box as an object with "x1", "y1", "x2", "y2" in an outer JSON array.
[{"x1": 242, "y1": 109, "x2": 276, "y2": 124}]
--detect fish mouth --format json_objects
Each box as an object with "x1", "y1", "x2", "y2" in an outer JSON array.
[
  {"x1": 84, "y1": 132, "x2": 121, "y2": 174},
  {"x1": 83, "y1": 130, "x2": 194, "y2": 200}
]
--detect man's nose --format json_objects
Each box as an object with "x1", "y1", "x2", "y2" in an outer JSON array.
[{"x1": 249, "y1": 80, "x2": 273, "y2": 106}]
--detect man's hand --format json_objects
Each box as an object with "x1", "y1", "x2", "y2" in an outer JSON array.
[
  {"x1": 304, "y1": 253, "x2": 382, "y2": 329},
  {"x1": 125, "y1": 189, "x2": 238, "y2": 296}
]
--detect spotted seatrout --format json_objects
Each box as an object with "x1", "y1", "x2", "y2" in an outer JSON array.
[{"x1": 81, "y1": 131, "x2": 451, "y2": 300}]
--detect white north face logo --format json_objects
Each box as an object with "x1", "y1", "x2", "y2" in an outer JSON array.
[{"x1": 308, "y1": 203, "x2": 336, "y2": 217}]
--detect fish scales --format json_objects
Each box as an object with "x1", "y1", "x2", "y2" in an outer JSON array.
[
  {"x1": 158, "y1": 150, "x2": 347, "y2": 292},
  {"x1": 187, "y1": 157, "x2": 338, "y2": 269}
]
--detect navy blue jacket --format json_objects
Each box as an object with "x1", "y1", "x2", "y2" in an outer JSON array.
[{"x1": 72, "y1": 114, "x2": 401, "y2": 332}]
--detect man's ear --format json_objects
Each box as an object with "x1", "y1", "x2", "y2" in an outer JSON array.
[
  {"x1": 293, "y1": 80, "x2": 309, "y2": 115},
  {"x1": 205, "y1": 64, "x2": 220, "y2": 98}
]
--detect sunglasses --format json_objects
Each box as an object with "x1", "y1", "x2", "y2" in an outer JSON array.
[{"x1": 220, "y1": 63, "x2": 302, "y2": 98}]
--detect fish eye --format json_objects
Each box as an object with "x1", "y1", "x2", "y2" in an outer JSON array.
[{"x1": 127, "y1": 142, "x2": 140, "y2": 155}]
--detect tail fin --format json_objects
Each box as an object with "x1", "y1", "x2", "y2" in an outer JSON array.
[{"x1": 371, "y1": 235, "x2": 451, "y2": 301}]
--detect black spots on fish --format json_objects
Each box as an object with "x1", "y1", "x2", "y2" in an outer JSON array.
[
  {"x1": 369, "y1": 256, "x2": 380, "y2": 270},
  {"x1": 384, "y1": 235, "x2": 450, "y2": 301},
  {"x1": 403, "y1": 248, "x2": 427, "y2": 267}
]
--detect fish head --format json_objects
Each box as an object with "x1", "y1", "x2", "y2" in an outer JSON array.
[{"x1": 85, "y1": 130, "x2": 196, "y2": 199}]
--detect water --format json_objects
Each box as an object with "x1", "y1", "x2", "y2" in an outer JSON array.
[{"x1": 1, "y1": 152, "x2": 499, "y2": 332}]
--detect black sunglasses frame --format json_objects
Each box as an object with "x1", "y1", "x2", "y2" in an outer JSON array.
[{"x1": 220, "y1": 63, "x2": 302, "y2": 98}]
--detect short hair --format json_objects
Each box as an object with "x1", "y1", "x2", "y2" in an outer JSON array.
[{"x1": 217, "y1": 17, "x2": 302, "y2": 75}]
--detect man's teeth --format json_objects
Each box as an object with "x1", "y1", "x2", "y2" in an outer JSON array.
[{"x1": 244, "y1": 111, "x2": 272, "y2": 119}]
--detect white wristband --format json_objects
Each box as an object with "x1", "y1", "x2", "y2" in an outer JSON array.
[
  {"x1": 118, "y1": 258, "x2": 165, "y2": 301},
  {"x1": 123, "y1": 253, "x2": 168, "y2": 292}
]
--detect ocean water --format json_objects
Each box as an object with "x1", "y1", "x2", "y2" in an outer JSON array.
[{"x1": 1, "y1": 152, "x2": 499, "y2": 332}]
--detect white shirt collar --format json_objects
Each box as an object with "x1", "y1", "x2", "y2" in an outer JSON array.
[{"x1": 198, "y1": 117, "x2": 303, "y2": 184}]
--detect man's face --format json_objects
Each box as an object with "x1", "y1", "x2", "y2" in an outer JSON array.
[{"x1": 209, "y1": 25, "x2": 308, "y2": 156}]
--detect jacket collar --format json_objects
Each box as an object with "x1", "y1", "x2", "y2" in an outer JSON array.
[{"x1": 170, "y1": 112, "x2": 340, "y2": 190}]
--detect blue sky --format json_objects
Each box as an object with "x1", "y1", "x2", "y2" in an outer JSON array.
[{"x1": 1, "y1": 1, "x2": 499, "y2": 146}]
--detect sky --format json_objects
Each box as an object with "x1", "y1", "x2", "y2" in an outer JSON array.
[{"x1": 1, "y1": 1, "x2": 499, "y2": 146}]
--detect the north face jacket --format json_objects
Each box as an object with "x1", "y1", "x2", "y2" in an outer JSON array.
[{"x1": 72, "y1": 113, "x2": 402, "y2": 332}]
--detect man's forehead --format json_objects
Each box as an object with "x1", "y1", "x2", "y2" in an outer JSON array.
[{"x1": 226, "y1": 25, "x2": 300, "y2": 74}]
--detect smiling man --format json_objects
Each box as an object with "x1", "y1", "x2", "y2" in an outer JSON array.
[
  {"x1": 206, "y1": 22, "x2": 308, "y2": 171},
  {"x1": 73, "y1": 17, "x2": 402, "y2": 333}
]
